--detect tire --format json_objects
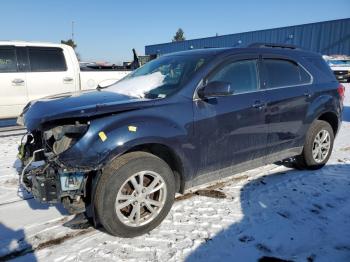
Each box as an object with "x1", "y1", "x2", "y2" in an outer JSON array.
[
  {"x1": 293, "y1": 120, "x2": 334, "y2": 170},
  {"x1": 95, "y1": 151, "x2": 175, "y2": 237}
]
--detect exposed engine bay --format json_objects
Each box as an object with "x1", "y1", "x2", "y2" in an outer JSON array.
[{"x1": 18, "y1": 122, "x2": 93, "y2": 214}]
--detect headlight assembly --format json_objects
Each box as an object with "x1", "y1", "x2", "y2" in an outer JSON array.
[{"x1": 43, "y1": 124, "x2": 88, "y2": 155}]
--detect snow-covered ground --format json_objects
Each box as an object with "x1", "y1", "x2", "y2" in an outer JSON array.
[{"x1": 0, "y1": 84, "x2": 349, "y2": 262}]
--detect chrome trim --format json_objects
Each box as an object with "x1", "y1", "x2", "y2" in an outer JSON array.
[{"x1": 193, "y1": 60, "x2": 314, "y2": 101}]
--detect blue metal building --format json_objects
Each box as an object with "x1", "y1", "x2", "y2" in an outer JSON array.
[{"x1": 145, "y1": 18, "x2": 350, "y2": 56}]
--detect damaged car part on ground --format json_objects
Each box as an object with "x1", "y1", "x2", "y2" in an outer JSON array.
[{"x1": 18, "y1": 43, "x2": 344, "y2": 237}]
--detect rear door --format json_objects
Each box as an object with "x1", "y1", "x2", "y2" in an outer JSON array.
[
  {"x1": 193, "y1": 55, "x2": 268, "y2": 183},
  {"x1": 0, "y1": 46, "x2": 28, "y2": 119},
  {"x1": 26, "y1": 47, "x2": 77, "y2": 101},
  {"x1": 261, "y1": 54, "x2": 313, "y2": 159}
]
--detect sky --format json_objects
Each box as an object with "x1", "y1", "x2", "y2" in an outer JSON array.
[{"x1": 1, "y1": 0, "x2": 349, "y2": 64}]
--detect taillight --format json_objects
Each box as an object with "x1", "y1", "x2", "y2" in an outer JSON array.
[{"x1": 338, "y1": 83, "x2": 345, "y2": 104}]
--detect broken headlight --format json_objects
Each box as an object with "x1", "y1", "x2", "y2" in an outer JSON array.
[{"x1": 43, "y1": 124, "x2": 88, "y2": 155}]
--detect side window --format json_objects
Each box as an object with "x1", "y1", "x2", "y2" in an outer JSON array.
[
  {"x1": 207, "y1": 60, "x2": 258, "y2": 94},
  {"x1": 263, "y1": 59, "x2": 311, "y2": 88},
  {"x1": 28, "y1": 47, "x2": 67, "y2": 72},
  {"x1": 0, "y1": 47, "x2": 17, "y2": 73}
]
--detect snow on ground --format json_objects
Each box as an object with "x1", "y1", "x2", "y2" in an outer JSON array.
[{"x1": 0, "y1": 84, "x2": 349, "y2": 262}]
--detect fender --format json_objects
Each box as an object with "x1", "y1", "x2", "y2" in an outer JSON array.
[
  {"x1": 303, "y1": 90, "x2": 341, "y2": 137},
  {"x1": 58, "y1": 107, "x2": 195, "y2": 179}
]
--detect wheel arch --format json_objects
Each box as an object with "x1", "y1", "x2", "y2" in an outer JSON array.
[
  {"x1": 124, "y1": 143, "x2": 186, "y2": 193},
  {"x1": 305, "y1": 92, "x2": 341, "y2": 137},
  {"x1": 317, "y1": 111, "x2": 339, "y2": 136}
]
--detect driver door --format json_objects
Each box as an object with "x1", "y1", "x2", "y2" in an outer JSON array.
[{"x1": 192, "y1": 55, "x2": 268, "y2": 185}]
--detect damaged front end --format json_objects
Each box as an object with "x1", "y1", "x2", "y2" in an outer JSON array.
[
  {"x1": 19, "y1": 122, "x2": 92, "y2": 214},
  {"x1": 16, "y1": 89, "x2": 153, "y2": 217}
]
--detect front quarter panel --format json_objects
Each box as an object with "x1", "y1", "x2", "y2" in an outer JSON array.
[{"x1": 58, "y1": 101, "x2": 195, "y2": 179}]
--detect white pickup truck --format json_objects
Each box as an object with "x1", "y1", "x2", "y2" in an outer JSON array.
[{"x1": 0, "y1": 41, "x2": 131, "y2": 119}]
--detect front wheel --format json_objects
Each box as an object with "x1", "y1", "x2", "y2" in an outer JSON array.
[
  {"x1": 95, "y1": 151, "x2": 175, "y2": 237},
  {"x1": 293, "y1": 120, "x2": 334, "y2": 170}
]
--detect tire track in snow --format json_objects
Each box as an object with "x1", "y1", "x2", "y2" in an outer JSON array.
[{"x1": 0, "y1": 165, "x2": 279, "y2": 260}]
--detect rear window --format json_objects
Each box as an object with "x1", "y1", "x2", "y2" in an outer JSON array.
[
  {"x1": 28, "y1": 47, "x2": 67, "y2": 72},
  {"x1": 305, "y1": 56, "x2": 336, "y2": 82},
  {"x1": 0, "y1": 47, "x2": 17, "y2": 73},
  {"x1": 263, "y1": 59, "x2": 311, "y2": 88}
]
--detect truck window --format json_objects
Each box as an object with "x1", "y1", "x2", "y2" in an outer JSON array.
[
  {"x1": 263, "y1": 59, "x2": 311, "y2": 88},
  {"x1": 0, "y1": 47, "x2": 17, "y2": 73},
  {"x1": 28, "y1": 47, "x2": 67, "y2": 72}
]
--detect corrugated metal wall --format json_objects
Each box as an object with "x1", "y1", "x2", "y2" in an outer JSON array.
[{"x1": 145, "y1": 18, "x2": 350, "y2": 56}]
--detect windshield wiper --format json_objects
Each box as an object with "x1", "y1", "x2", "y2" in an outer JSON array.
[
  {"x1": 96, "y1": 84, "x2": 106, "y2": 91},
  {"x1": 96, "y1": 82, "x2": 118, "y2": 90}
]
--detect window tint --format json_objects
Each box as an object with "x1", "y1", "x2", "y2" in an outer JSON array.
[
  {"x1": 0, "y1": 48, "x2": 17, "y2": 73},
  {"x1": 263, "y1": 59, "x2": 311, "y2": 88},
  {"x1": 28, "y1": 48, "x2": 67, "y2": 72},
  {"x1": 207, "y1": 60, "x2": 258, "y2": 94}
]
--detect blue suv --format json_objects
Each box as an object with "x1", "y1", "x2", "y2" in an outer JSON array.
[{"x1": 18, "y1": 43, "x2": 344, "y2": 237}]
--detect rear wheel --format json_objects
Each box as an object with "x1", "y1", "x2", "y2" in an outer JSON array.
[
  {"x1": 293, "y1": 120, "x2": 334, "y2": 170},
  {"x1": 95, "y1": 151, "x2": 175, "y2": 237}
]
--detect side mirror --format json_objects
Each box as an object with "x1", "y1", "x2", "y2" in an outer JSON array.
[{"x1": 198, "y1": 81, "x2": 233, "y2": 98}]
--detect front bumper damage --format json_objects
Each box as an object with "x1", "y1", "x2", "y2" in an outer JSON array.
[{"x1": 18, "y1": 132, "x2": 92, "y2": 214}]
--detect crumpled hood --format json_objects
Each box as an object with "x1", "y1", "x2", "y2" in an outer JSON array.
[{"x1": 21, "y1": 90, "x2": 154, "y2": 131}]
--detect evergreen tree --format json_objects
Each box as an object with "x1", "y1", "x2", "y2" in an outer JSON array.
[{"x1": 172, "y1": 28, "x2": 185, "y2": 42}]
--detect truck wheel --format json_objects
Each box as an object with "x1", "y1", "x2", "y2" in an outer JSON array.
[
  {"x1": 293, "y1": 120, "x2": 334, "y2": 170},
  {"x1": 95, "y1": 151, "x2": 175, "y2": 237}
]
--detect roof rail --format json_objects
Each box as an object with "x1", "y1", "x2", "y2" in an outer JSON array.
[{"x1": 248, "y1": 42, "x2": 300, "y2": 50}]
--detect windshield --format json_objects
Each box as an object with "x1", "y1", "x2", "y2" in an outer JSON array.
[
  {"x1": 327, "y1": 60, "x2": 350, "y2": 67},
  {"x1": 105, "y1": 55, "x2": 208, "y2": 99}
]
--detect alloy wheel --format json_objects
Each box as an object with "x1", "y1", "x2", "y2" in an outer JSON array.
[
  {"x1": 115, "y1": 171, "x2": 167, "y2": 227},
  {"x1": 312, "y1": 129, "x2": 331, "y2": 163}
]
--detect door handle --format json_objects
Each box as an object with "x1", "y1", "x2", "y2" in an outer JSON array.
[
  {"x1": 252, "y1": 101, "x2": 266, "y2": 110},
  {"x1": 12, "y1": 79, "x2": 25, "y2": 85},
  {"x1": 63, "y1": 77, "x2": 74, "y2": 82}
]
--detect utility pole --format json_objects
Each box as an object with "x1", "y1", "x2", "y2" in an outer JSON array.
[{"x1": 71, "y1": 21, "x2": 74, "y2": 41}]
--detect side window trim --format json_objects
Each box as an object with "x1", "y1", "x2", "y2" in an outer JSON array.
[
  {"x1": 261, "y1": 56, "x2": 313, "y2": 90},
  {"x1": 303, "y1": 56, "x2": 335, "y2": 83}
]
